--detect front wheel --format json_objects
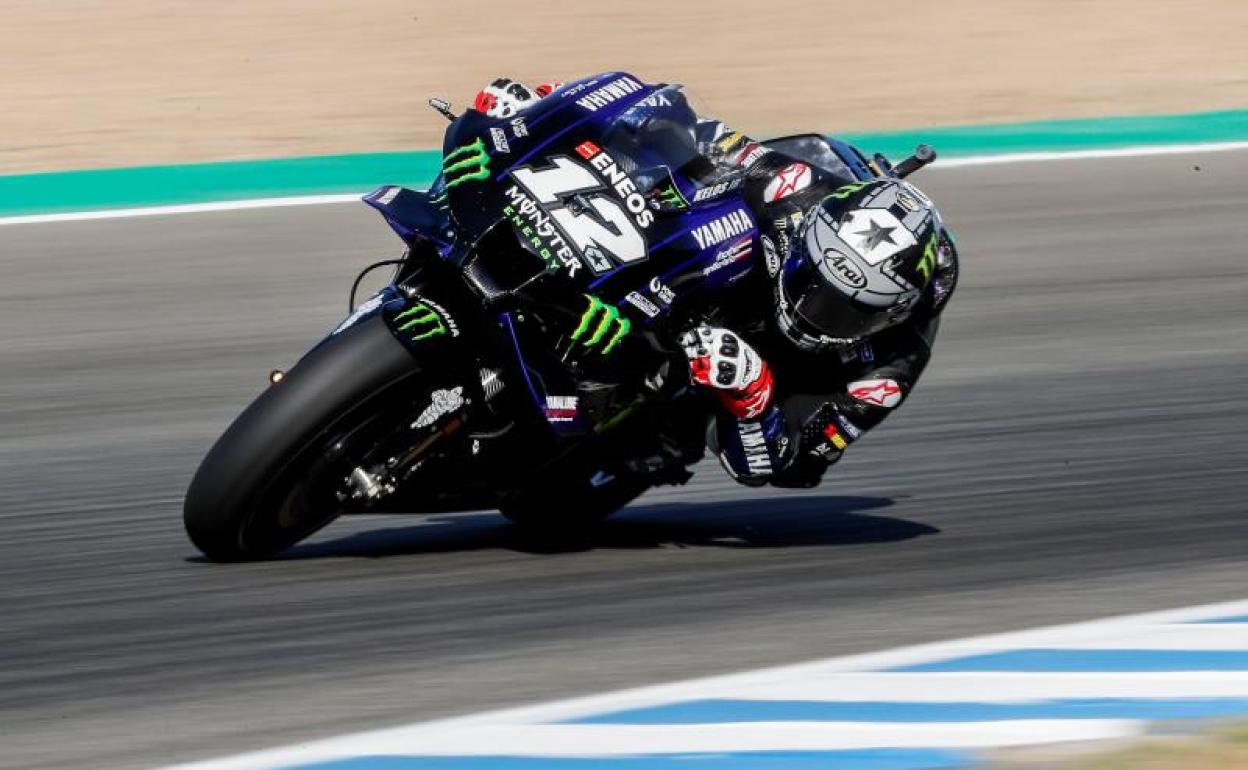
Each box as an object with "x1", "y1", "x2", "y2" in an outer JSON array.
[{"x1": 183, "y1": 316, "x2": 422, "y2": 561}]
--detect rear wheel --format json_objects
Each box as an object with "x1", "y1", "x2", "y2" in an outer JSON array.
[{"x1": 184, "y1": 316, "x2": 424, "y2": 561}]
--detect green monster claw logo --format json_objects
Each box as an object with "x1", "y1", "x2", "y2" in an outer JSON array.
[
  {"x1": 443, "y1": 138, "x2": 490, "y2": 189},
  {"x1": 827, "y1": 181, "x2": 873, "y2": 200},
  {"x1": 395, "y1": 302, "x2": 450, "y2": 341},
  {"x1": 916, "y1": 233, "x2": 939, "y2": 283},
  {"x1": 656, "y1": 183, "x2": 688, "y2": 209},
  {"x1": 570, "y1": 295, "x2": 630, "y2": 355}
]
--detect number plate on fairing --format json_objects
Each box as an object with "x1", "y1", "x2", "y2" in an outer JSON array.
[{"x1": 504, "y1": 143, "x2": 655, "y2": 278}]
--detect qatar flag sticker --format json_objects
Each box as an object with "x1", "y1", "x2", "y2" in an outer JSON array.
[
  {"x1": 848, "y1": 378, "x2": 903, "y2": 408},
  {"x1": 763, "y1": 162, "x2": 813, "y2": 202}
]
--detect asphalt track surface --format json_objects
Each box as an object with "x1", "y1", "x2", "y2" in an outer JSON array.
[{"x1": 3, "y1": 151, "x2": 1247, "y2": 770}]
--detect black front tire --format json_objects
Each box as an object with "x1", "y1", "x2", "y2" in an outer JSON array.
[{"x1": 184, "y1": 316, "x2": 420, "y2": 561}]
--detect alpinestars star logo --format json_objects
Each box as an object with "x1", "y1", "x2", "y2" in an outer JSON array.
[
  {"x1": 848, "y1": 378, "x2": 903, "y2": 408},
  {"x1": 763, "y1": 162, "x2": 812, "y2": 202}
]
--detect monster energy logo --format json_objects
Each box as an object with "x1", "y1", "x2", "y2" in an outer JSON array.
[
  {"x1": 443, "y1": 138, "x2": 490, "y2": 189},
  {"x1": 395, "y1": 300, "x2": 458, "y2": 341},
  {"x1": 827, "y1": 181, "x2": 873, "y2": 200},
  {"x1": 916, "y1": 233, "x2": 938, "y2": 282},
  {"x1": 656, "y1": 183, "x2": 688, "y2": 209},
  {"x1": 570, "y1": 295, "x2": 630, "y2": 355}
]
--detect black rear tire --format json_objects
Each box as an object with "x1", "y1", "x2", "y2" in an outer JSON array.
[{"x1": 184, "y1": 316, "x2": 421, "y2": 561}]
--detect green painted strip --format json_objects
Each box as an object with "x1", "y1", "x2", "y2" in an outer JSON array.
[
  {"x1": 841, "y1": 108, "x2": 1248, "y2": 160},
  {"x1": 0, "y1": 151, "x2": 442, "y2": 217},
  {"x1": 1, "y1": 109, "x2": 1245, "y2": 217}
]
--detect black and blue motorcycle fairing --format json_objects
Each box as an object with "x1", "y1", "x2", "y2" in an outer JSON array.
[{"x1": 354, "y1": 71, "x2": 884, "y2": 438}]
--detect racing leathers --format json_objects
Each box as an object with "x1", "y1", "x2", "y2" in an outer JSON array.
[
  {"x1": 687, "y1": 131, "x2": 959, "y2": 488},
  {"x1": 471, "y1": 78, "x2": 958, "y2": 489}
]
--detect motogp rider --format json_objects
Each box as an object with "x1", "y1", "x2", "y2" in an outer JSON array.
[{"x1": 473, "y1": 77, "x2": 959, "y2": 488}]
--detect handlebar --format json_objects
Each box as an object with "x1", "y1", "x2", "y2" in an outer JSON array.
[{"x1": 892, "y1": 144, "x2": 937, "y2": 179}]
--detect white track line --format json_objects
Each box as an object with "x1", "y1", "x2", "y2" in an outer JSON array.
[
  {"x1": 1044, "y1": 623, "x2": 1248, "y2": 651},
  {"x1": 4, "y1": 141, "x2": 1248, "y2": 228},
  {"x1": 724, "y1": 672, "x2": 1248, "y2": 703},
  {"x1": 404, "y1": 721, "x2": 1140, "y2": 756},
  {"x1": 156, "y1": 598, "x2": 1248, "y2": 770},
  {"x1": 935, "y1": 140, "x2": 1248, "y2": 168},
  {"x1": 0, "y1": 193, "x2": 359, "y2": 227},
  {"x1": 161, "y1": 722, "x2": 1139, "y2": 768}
]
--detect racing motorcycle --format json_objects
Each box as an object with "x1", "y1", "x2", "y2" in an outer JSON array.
[{"x1": 183, "y1": 72, "x2": 937, "y2": 561}]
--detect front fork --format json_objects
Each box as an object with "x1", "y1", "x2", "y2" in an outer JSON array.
[{"x1": 327, "y1": 274, "x2": 512, "y2": 507}]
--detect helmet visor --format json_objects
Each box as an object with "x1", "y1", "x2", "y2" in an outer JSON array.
[{"x1": 778, "y1": 248, "x2": 903, "y2": 343}]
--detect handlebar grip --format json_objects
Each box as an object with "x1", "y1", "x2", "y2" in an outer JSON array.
[{"x1": 892, "y1": 144, "x2": 937, "y2": 178}]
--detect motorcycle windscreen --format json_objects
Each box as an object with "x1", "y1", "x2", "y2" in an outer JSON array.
[{"x1": 598, "y1": 84, "x2": 744, "y2": 197}]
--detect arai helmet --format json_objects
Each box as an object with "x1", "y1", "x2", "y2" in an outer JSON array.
[{"x1": 776, "y1": 179, "x2": 944, "y2": 349}]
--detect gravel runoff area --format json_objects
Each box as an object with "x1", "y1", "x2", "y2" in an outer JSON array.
[
  {"x1": 3, "y1": 0, "x2": 1248, "y2": 173},
  {"x1": 994, "y1": 724, "x2": 1248, "y2": 770}
]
